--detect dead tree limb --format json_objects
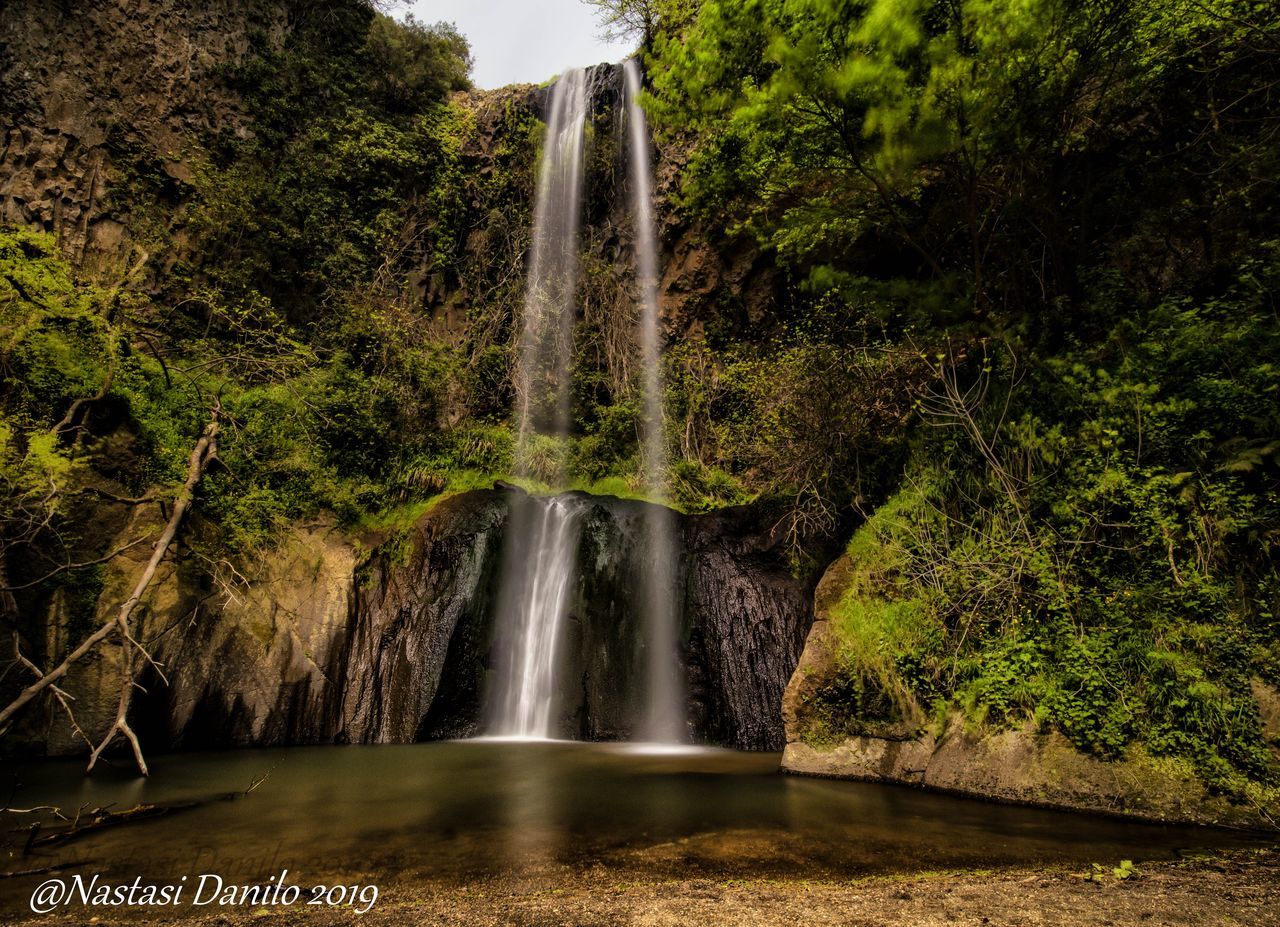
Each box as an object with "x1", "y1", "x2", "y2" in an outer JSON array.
[
  {"x1": 0, "y1": 405, "x2": 220, "y2": 776},
  {"x1": 0, "y1": 536, "x2": 153, "y2": 593}
]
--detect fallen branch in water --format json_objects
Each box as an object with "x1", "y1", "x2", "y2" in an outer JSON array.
[
  {"x1": 4, "y1": 768, "x2": 273, "y2": 855},
  {"x1": 0, "y1": 861, "x2": 86, "y2": 881},
  {"x1": 22, "y1": 802, "x2": 192, "y2": 852},
  {"x1": 10, "y1": 793, "x2": 246, "y2": 855}
]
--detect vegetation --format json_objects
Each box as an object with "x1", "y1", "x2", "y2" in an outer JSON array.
[
  {"x1": 634, "y1": 0, "x2": 1280, "y2": 801},
  {"x1": 0, "y1": 2, "x2": 490, "y2": 760}
]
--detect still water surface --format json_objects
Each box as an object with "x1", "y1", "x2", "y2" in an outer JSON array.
[{"x1": 2, "y1": 740, "x2": 1266, "y2": 912}]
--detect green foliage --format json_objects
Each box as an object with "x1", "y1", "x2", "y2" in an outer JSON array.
[
  {"x1": 817, "y1": 263, "x2": 1280, "y2": 794},
  {"x1": 665, "y1": 334, "x2": 920, "y2": 535},
  {"x1": 648, "y1": 0, "x2": 1279, "y2": 323},
  {"x1": 0, "y1": 230, "x2": 109, "y2": 543},
  {"x1": 584, "y1": 0, "x2": 699, "y2": 43},
  {"x1": 187, "y1": 107, "x2": 455, "y2": 310},
  {"x1": 568, "y1": 396, "x2": 639, "y2": 482},
  {"x1": 644, "y1": 0, "x2": 1280, "y2": 802},
  {"x1": 1085, "y1": 859, "x2": 1139, "y2": 882},
  {"x1": 365, "y1": 14, "x2": 472, "y2": 113},
  {"x1": 186, "y1": 3, "x2": 473, "y2": 313},
  {"x1": 91, "y1": 4, "x2": 486, "y2": 554},
  {"x1": 668, "y1": 459, "x2": 751, "y2": 512},
  {"x1": 0, "y1": 230, "x2": 112, "y2": 421}
]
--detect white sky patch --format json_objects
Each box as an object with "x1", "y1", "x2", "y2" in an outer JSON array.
[{"x1": 405, "y1": 0, "x2": 636, "y2": 89}]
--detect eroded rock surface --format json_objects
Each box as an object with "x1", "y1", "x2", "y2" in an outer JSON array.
[
  {"x1": 0, "y1": 0, "x2": 274, "y2": 270},
  {"x1": 342, "y1": 491, "x2": 508, "y2": 743}
]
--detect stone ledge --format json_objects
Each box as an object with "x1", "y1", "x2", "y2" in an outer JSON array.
[{"x1": 782, "y1": 721, "x2": 1277, "y2": 830}]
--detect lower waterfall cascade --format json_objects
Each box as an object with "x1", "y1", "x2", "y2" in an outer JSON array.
[{"x1": 489, "y1": 495, "x2": 585, "y2": 738}]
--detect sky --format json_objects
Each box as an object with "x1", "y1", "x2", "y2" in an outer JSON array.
[{"x1": 406, "y1": 0, "x2": 637, "y2": 89}]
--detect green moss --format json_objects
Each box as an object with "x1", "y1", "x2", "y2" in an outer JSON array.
[
  {"x1": 798, "y1": 670, "x2": 913, "y2": 749},
  {"x1": 55, "y1": 565, "x2": 107, "y2": 641},
  {"x1": 813, "y1": 295, "x2": 1280, "y2": 798}
]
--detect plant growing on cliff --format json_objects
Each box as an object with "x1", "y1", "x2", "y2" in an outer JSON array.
[
  {"x1": 814, "y1": 307, "x2": 1280, "y2": 795},
  {"x1": 0, "y1": 229, "x2": 226, "y2": 773}
]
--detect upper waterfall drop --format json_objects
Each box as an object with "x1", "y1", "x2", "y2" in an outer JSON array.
[
  {"x1": 514, "y1": 67, "x2": 590, "y2": 473},
  {"x1": 624, "y1": 58, "x2": 685, "y2": 744}
]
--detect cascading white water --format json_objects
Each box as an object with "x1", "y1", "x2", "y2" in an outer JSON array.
[
  {"x1": 492, "y1": 496, "x2": 585, "y2": 737},
  {"x1": 487, "y1": 63, "x2": 685, "y2": 743},
  {"x1": 488, "y1": 69, "x2": 591, "y2": 739},
  {"x1": 515, "y1": 68, "x2": 589, "y2": 461},
  {"x1": 624, "y1": 58, "x2": 685, "y2": 744}
]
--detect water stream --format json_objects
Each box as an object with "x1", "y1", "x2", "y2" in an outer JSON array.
[
  {"x1": 624, "y1": 58, "x2": 684, "y2": 743},
  {"x1": 513, "y1": 67, "x2": 588, "y2": 459}
]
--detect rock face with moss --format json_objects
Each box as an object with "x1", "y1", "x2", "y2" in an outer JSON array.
[
  {"x1": 120, "y1": 518, "x2": 356, "y2": 751},
  {"x1": 782, "y1": 555, "x2": 1280, "y2": 829},
  {"x1": 48, "y1": 488, "x2": 816, "y2": 753},
  {"x1": 342, "y1": 491, "x2": 508, "y2": 743}
]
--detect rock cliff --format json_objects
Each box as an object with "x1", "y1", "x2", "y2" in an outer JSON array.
[
  {"x1": 0, "y1": 0, "x2": 277, "y2": 271},
  {"x1": 36, "y1": 488, "x2": 817, "y2": 754}
]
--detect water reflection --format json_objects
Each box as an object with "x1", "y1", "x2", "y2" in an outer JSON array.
[{"x1": 1, "y1": 740, "x2": 1265, "y2": 913}]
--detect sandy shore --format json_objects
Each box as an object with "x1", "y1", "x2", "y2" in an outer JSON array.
[{"x1": 6, "y1": 847, "x2": 1278, "y2": 926}]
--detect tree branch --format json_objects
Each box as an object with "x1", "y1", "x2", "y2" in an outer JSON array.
[
  {"x1": 0, "y1": 536, "x2": 153, "y2": 592},
  {"x1": 0, "y1": 404, "x2": 221, "y2": 775}
]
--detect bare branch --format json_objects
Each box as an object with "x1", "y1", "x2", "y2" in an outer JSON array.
[
  {"x1": 0, "y1": 405, "x2": 221, "y2": 776},
  {"x1": 0, "y1": 536, "x2": 153, "y2": 592}
]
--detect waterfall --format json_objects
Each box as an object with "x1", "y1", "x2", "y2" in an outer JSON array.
[
  {"x1": 485, "y1": 63, "x2": 684, "y2": 743},
  {"x1": 491, "y1": 496, "x2": 585, "y2": 737},
  {"x1": 624, "y1": 58, "x2": 685, "y2": 744},
  {"x1": 514, "y1": 68, "x2": 589, "y2": 471},
  {"x1": 488, "y1": 69, "x2": 591, "y2": 739}
]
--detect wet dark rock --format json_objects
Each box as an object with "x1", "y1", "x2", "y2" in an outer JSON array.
[
  {"x1": 344, "y1": 488, "x2": 819, "y2": 749},
  {"x1": 683, "y1": 504, "x2": 816, "y2": 750},
  {"x1": 341, "y1": 491, "x2": 508, "y2": 743},
  {"x1": 103, "y1": 489, "x2": 819, "y2": 754}
]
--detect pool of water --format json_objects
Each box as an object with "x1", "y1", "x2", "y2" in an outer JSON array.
[{"x1": 1, "y1": 741, "x2": 1266, "y2": 916}]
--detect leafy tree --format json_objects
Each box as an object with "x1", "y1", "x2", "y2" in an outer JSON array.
[
  {"x1": 646, "y1": 0, "x2": 1259, "y2": 322},
  {"x1": 583, "y1": 0, "x2": 699, "y2": 44},
  {"x1": 366, "y1": 14, "x2": 472, "y2": 112}
]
